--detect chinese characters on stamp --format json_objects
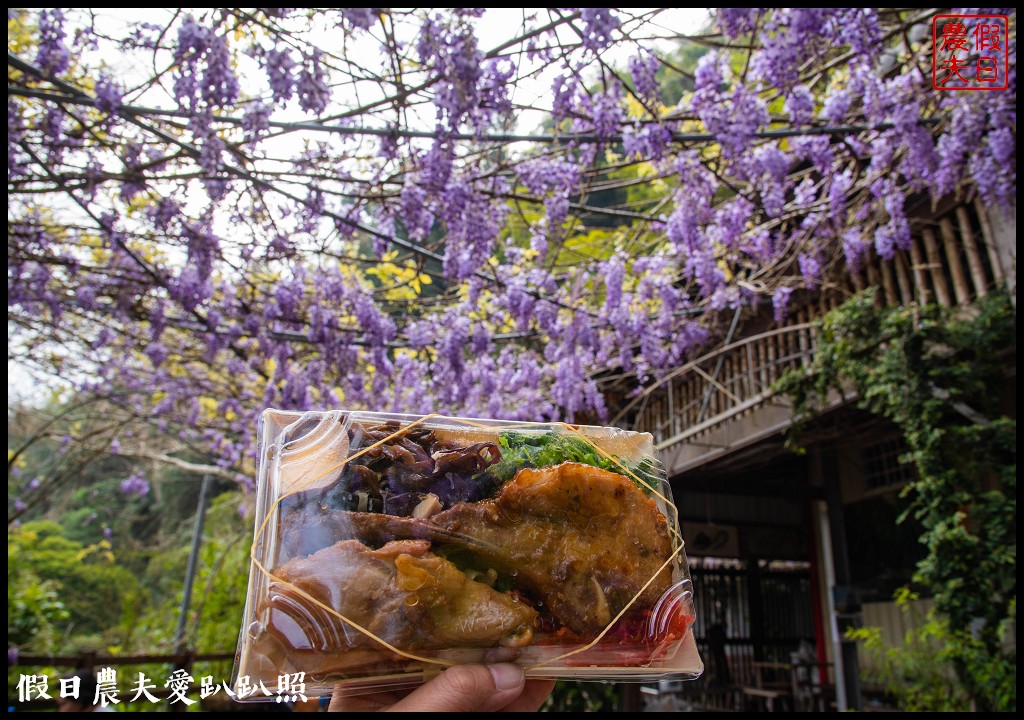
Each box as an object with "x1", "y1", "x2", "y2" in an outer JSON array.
[{"x1": 933, "y1": 14, "x2": 1010, "y2": 90}]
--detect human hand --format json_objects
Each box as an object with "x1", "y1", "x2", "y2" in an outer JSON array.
[{"x1": 327, "y1": 663, "x2": 555, "y2": 712}]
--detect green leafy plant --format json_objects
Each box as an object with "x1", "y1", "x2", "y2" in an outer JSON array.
[
  {"x1": 542, "y1": 680, "x2": 620, "y2": 712},
  {"x1": 489, "y1": 430, "x2": 660, "y2": 492},
  {"x1": 8, "y1": 521, "x2": 142, "y2": 649},
  {"x1": 848, "y1": 589, "x2": 1016, "y2": 712},
  {"x1": 778, "y1": 289, "x2": 1016, "y2": 712}
]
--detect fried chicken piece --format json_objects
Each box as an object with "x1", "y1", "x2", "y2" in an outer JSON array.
[
  {"x1": 346, "y1": 462, "x2": 675, "y2": 635},
  {"x1": 253, "y1": 539, "x2": 537, "y2": 676}
]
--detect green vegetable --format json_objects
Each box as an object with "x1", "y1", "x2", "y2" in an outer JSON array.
[{"x1": 486, "y1": 431, "x2": 660, "y2": 493}]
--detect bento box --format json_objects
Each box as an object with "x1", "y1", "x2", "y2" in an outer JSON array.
[{"x1": 232, "y1": 409, "x2": 703, "y2": 698}]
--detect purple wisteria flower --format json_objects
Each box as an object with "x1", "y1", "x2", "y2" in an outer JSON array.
[
  {"x1": 297, "y1": 51, "x2": 331, "y2": 114},
  {"x1": 173, "y1": 17, "x2": 239, "y2": 110},
  {"x1": 264, "y1": 48, "x2": 298, "y2": 103},
  {"x1": 629, "y1": 52, "x2": 660, "y2": 105},
  {"x1": 94, "y1": 76, "x2": 122, "y2": 114},
  {"x1": 717, "y1": 8, "x2": 760, "y2": 38},
  {"x1": 241, "y1": 101, "x2": 272, "y2": 147},
  {"x1": 36, "y1": 9, "x2": 70, "y2": 76},
  {"x1": 341, "y1": 8, "x2": 376, "y2": 31},
  {"x1": 693, "y1": 53, "x2": 768, "y2": 157},
  {"x1": 579, "y1": 9, "x2": 619, "y2": 52},
  {"x1": 772, "y1": 286, "x2": 794, "y2": 323},
  {"x1": 120, "y1": 472, "x2": 150, "y2": 498}
]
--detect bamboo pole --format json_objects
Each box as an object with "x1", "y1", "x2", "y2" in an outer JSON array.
[
  {"x1": 866, "y1": 261, "x2": 883, "y2": 307},
  {"x1": 909, "y1": 237, "x2": 932, "y2": 305},
  {"x1": 956, "y1": 205, "x2": 989, "y2": 297},
  {"x1": 851, "y1": 265, "x2": 866, "y2": 292},
  {"x1": 894, "y1": 250, "x2": 914, "y2": 305},
  {"x1": 724, "y1": 355, "x2": 735, "y2": 407},
  {"x1": 749, "y1": 340, "x2": 757, "y2": 397},
  {"x1": 880, "y1": 259, "x2": 899, "y2": 306},
  {"x1": 940, "y1": 216, "x2": 971, "y2": 304},
  {"x1": 974, "y1": 198, "x2": 1005, "y2": 286},
  {"x1": 797, "y1": 307, "x2": 810, "y2": 367},
  {"x1": 755, "y1": 339, "x2": 767, "y2": 395},
  {"x1": 922, "y1": 228, "x2": 952, "y2": 306}
]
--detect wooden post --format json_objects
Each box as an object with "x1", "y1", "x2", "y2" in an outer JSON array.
[
  {"x1": 909, "y1": 237, "x2": 932, "y2": 305},
  {"x1": 879, "y1": 260, "x2": 899, "y2": 306},
  {"x1": 865, "y1": 262, "x2": 882, "y2": 307},
  {"x1": 724, "y1": 356, "x2": 734, "y2": 411},
  {"x1": 620, "y1": 684, "x2": 643, "y2": 713},
  {"x1": 956, "y1": 206, "x2": 989, "y2": 297},
  {"x1": 755, "y1": 340, "x2": 767, "y2": 394},
  {"x1": 940, "y1": 216, "x2": 971, "y2": 305},
  {"x1": 735, "y1": 343, "x2": 747, "y2": 401},
  {"x1": 850, "y1": 266, "x2": 865, "y2": 292},
  {"x1": 745, "y1": 342, "x2": 756, "y2": 398},
  {"x1": 922, "y1": 228, "x2": 952, "y2": 306},
  {"x1": 681, "y1": 377, "x2": 691, "y2": 429},
  {"x1": 894, "y1": 251, "x2": 914, "y2": 306},
  {"x1": 797, "y1": 310, "x2": 810, "y2": 367},
  {"x1": 710, "y1": 361, "x2": 722, "y2": 418},
  {"x1": 974, "y1": 198, "x2": 1005, "y2": 285},
  {"x1": 667, "y1": 378, "x2": 675, "y2": 438},
  {"x1": 822, "y1": 451, "x2": 863, "y2": 711},
  {"x1": 652, "y1": 396, "x2": 662, "y2": 442}
]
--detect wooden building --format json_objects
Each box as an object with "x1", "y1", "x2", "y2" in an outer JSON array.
[{"x1": 610, "y1": 198, "x2": 1016, "y2": 710}]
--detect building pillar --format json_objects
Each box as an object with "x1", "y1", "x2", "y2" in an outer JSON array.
[{"x1": 809, "y1": 446, "x2": 864, "y2": 711}]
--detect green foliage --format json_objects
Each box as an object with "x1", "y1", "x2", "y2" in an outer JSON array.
[
  {"x1": 8, "y1": 394, "x2": 255, "y2": 706},
  {"x1": 488, "y1": 430, "x2": 660, "y2": 492},
  {"x1": 778, "y1": 289, "x2": 1016, "y2": 712},
  {"x1": 118, "y1": 490, "x2": 249, "y2": 686},
  {"x1": 188, "y1": 492, "x2": 251, "y2": 656},
  {"x1": 8, "y1": 521, "x2": 143, "y2": 651},
  {"x1": 542, "y1": 680, "x2": 620, "y2": 712},
  {"x1": 848, "y1": 589, "x2": 1016, "y2": 712},
  {"x1": 7, "y1": 570, "x2": 69, "y2": 652}
]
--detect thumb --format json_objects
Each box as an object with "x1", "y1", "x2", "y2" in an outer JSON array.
[{"x1": 386, "y1": 664, "x2": 525, "y2": 713}]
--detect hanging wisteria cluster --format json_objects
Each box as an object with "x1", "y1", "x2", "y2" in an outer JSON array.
[{"x1": 7, "y1": 8, "x2": 1017, "y2": 487}]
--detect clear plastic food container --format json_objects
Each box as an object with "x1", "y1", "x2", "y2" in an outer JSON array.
[{"x1": 232, "y1": 409, "x2": 703, "y2": 698}]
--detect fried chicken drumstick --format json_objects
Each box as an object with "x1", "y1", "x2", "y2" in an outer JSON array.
[{"x1": 255, "y1": 539, "x2": 538, "y2": 675}]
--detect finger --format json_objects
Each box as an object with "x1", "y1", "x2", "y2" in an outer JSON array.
[
  {"x1": 500, "y1": 679, "x2": 557, "y2": 712},
  {"x1": 384, "y1": 664, "x2": 525, "y2": 713}
]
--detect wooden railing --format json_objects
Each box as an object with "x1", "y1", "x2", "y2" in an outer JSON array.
[{"x1": 617, "y1": 322, "x2": 817, "y2": 448}]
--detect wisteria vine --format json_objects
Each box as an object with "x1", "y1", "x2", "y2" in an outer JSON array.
[{"x1": 7, "y1": 8, "x2": 1017, "y2": 496}]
